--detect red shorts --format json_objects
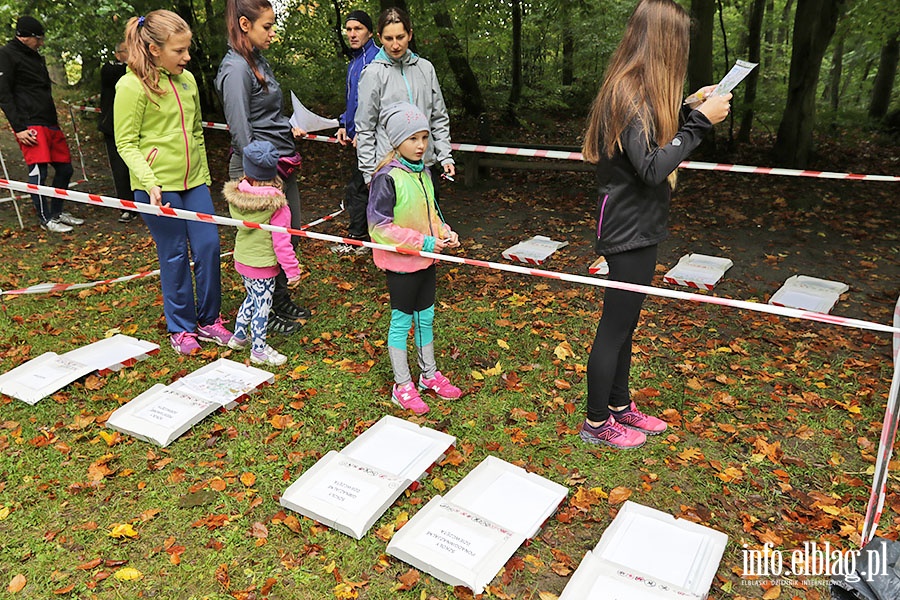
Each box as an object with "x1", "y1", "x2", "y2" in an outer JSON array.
[{"x1": 17, "y1": 125, "x2": 72, "y2": 165}]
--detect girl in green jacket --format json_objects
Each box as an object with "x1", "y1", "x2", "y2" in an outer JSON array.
[{"x1": 115, "y1": 10, "x2": 233, "y2": 356}]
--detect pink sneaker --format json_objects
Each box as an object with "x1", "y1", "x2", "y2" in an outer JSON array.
[
  {"x1": 418, "y1": 371, "x2": 462, "y2": 400},
  {"x1": 612, "y1": 402, "x2": 668, "y2": 435},
  {"x1": 579, "y1": 416, "x2": 646, "y2": 449},
  {"x1": 392, "y1": 382, "x2": 430, "y2": 415},
  {"x1": 197, "y1": 316, "x2": 233, "y2": 346},
  {"x1": 170, "y1": 331, "x2": 201, "y2": 355}
]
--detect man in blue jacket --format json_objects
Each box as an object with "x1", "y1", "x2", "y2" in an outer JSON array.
[{"x1": 331, "y1": 10, "x2": 379, "y2": 255}]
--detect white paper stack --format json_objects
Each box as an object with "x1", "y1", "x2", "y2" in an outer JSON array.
[
  {"x1": 589, "y1": 257, "x2": 609, "y2": 277},
  {"x1": 171, "y1": 358, "x2": 274, "y2": 409},
  {"x1": 663, "y1": 254, "x2": 733, "y2": 290},
  {"x1": 502, "y1": 235, "x2": 568, "y2": 265},
  {"x1": 105, "y1": 384, "x2": 219, "y2": 447},
  {"x1": 387, "y1": 456, "x2": 568, "y2": 594},
  {"x1": 0, "y1": 335, "x2": 160, "y2": 404},
  {"x1": 280, "y1": 415, "x2": 455, "y2": 539},
  {"x1": 768, "y1": 275, "x2": 849, "y2": 314},
  {"x1": 105, "y1": 358, "x2": 274, "y2": 446},
  {"x1": 559, "y1": 501, "x2": 728, "y2": 600},
  {"x1": 62, "y1": 334, "x2": 159, "y2": 375}
]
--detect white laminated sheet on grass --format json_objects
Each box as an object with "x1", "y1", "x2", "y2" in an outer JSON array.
[
  {"x1": 386, "y1": 455, "x2": 568, "y2": 594},
  {"x1": 280, "y1": 415, "x2": 456, "y2": 539},
  {"x1": 559, "y1": 501, "x2": 728, "y2": 600},
  {"x1": 171, "y1": 358, "x2": 275, "y2": 409},
  {"x1": 768, "y1": 275, "x2": 849, "y2": 314},
  {"x1": 0, "y1": 334, "x2": 159, "y2": 404},
  {"x1": 663, "y1": 254, "x2": 733, "y2": 290},
  {"x1": 501, "y1": 235, "x2": 568, "y2": 265},
  {"x1": 105, "y1": 384, "x2": 219, "y2": 447}
]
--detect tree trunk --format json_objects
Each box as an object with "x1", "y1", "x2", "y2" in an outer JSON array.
[
  {"x1": 868, "y1": 34, "x2": 899, "y2": 120},
  {"x1": 505, "y1": 0, "x2": 523, "y2": 123},
  {"x1": 737, "y1": 0, "x2": 765, "y2": 143},
  {"x1": 774, "y1": 0, "x2": 795, "y2": 70},
  {"x1": 433, "y1": 2, "x2": 485, "y2": 117},
  {"x1": 825, "y1": 36, "x2": 844, "y2": 113},
  {"x1": 333, "y1": 0, "x2": 351, "y2": 59},
  {"x1": 774, "y1": 0, "x2": 845, "y2": 167},
  {"x1": 561, "y1": 5, "x2": 574, "y2": 86},
  {"x1": 688, "y1": 0, "x2": 715, "y2": 95},
  {"x1": 763, "y1": 0, "x2": 775, "y2": 69}
]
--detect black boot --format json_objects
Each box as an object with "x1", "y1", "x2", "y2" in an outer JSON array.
[{"x1": 268, "y1": 314, "x2": 303, "y2": 335}]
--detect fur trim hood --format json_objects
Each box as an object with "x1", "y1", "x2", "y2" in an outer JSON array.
[{"x1": 223, "y1": 179, "x2": 287, "y2": 212}]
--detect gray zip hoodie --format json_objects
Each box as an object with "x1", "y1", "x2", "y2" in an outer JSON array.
[{"x1": 355, "y1": 48, "x2": 453, "y2": 183}]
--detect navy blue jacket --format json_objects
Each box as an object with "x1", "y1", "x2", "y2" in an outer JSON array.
[
  {"x1": 594, "y1": 109, "x2": 712, "y2": 256},
  {"x1": 338, "y1": 38, "x2": 378, "y2": 139}
]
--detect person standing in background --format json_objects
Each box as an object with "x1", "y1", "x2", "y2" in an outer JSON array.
[
  {"x1": 99, "y1": 41, "x2": 136, "y2": 223},
  {"x1": 330, "y1": 9, "x2": 378, "y2": 256},
  {"x1": 0, "y1": 16, "x2": 83, "y2": 233}
]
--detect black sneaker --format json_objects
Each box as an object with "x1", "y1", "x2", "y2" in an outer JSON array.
[
  {"x1": 118, "y1": 211, "x2": 135, "y2": 223},
  {"x1": 268, "y1": 314, "x2": 303, "y2": 335},
  {"x1": 273, "y1": 298, "x2": 311, "y2": 321}
]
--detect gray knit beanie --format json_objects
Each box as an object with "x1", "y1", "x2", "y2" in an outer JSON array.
[
  {"x1": 242, "y1": 140, "x2": 280, "y2": 181},
  {"x1": 381, "y1": 102, "x2": 429, "y2": 149}
]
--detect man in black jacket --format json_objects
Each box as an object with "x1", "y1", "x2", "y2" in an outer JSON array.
[{"x1": 0, "y1": 16, "x2": 83, "y2": 233}]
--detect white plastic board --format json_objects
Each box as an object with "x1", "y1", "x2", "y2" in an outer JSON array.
[
  {"x1": 502, "y1": 235, "x2": 568, "y2": 265},
  {"x1": 768, "y1": 275, "x2": 849, "y2": 314},
  {"x1": 340, "y1": 415, "x2": 455, "y2": 483},
  {"x1": 589, "y1": 257, "x2": 609, "y2": 276},
  {"x1": 171, "y1": 358, "x2": 274, "y2": 409},
  {"x1": 279, "y1": 451, "x2": 409, "y2": 539},
  {"x1": 105, "y1": 384, "x2": 218, "y2": 447},
  {"x1": 62, "y1": 334, "x2": 159, "y2": 374},
  {"x1": 387, "y1": 456, "x2": 567, "y2": 593},
  {"x1": 663, "y1": 254, "x2": 733, "y2": 290},
  {"x1": 0, "y1": 352, "x2": 93, "y2": 405},
  {"x1": 386, "y1": 496, "x2": 526, "y2": 594},
  {"x1": 442, "y1": 455, "x2": 567, "y2": 539},
  {"x1": 559, "y1": 501, "x2": 728, "y2": 600}
]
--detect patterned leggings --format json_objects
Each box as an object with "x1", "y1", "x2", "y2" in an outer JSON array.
[{"x1": 234, "y1": 275, "x2": 275, "y2": 354}]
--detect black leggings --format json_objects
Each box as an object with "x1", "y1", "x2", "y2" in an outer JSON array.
[{"x1": 586, "y1": 244, "x2": 658, "y2": 422}]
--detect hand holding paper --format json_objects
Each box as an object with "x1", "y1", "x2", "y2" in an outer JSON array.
[{"x1": 684, "y1": 60, "x2": 757, "y2": 105}]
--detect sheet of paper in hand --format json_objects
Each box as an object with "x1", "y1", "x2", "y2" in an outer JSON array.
[
  {"x1": 684, "y1": 60, "x2": 757, "y2": 104},
  {"x1": 289, "y1": 91, "x2": 339, "y2": 133}
]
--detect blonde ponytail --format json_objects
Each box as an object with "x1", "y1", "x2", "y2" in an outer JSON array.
[{"x1": 123, "y1": 10, "x2": 191, "y2": 101}]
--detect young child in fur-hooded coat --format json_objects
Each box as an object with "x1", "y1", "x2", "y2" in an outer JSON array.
[{"x1": 223, "y1": 140, "x2": 301, "y2": 367}]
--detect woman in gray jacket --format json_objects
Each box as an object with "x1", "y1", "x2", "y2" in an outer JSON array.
[
  {"x1": 355, "y1": 7, "x2": 455, "y2": 186},
  {"x1": 216, "y1": 0, "x2": 310, "y2": 334}
]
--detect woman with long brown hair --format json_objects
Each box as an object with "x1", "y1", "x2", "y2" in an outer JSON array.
[
  {"x1": 215, "y1": 0, "x2": 310, "y2": 336},
  {"x1": 580, "y1": 0, "x2": 731, "y2": 449}
]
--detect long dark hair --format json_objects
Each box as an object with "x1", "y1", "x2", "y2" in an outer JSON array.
[{"x1": 225, "y1": 0, "x2": 273, "y2": 91}]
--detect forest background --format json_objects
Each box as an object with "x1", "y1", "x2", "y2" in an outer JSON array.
[{"x1": 2, "y1": 0, "x2": 899, "y2": 167}]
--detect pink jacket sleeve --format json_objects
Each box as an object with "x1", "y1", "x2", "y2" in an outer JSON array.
[{"x1": 270, "y1": 206, "x2": 300, "y2": 279}]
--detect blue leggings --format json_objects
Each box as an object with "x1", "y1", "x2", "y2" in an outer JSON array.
[
  {"x1": 234, "y1": 276, "x2": 275, "y2": 354},
  {"x1": 136, "y1": 186, "x2": 222, "y2": 334}
]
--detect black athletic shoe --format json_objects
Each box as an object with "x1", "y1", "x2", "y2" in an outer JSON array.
[
  {"x1": 273, "y1": 298, "x2": 311, "y2": 321},
  {"x1": 268, "y1": 314, "x2": 304, "y2": 335}
]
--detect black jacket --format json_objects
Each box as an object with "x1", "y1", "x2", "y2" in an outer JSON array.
[
  {"x1": 99, "y1": 61, "x2": 126, "y2": 135},
  {"x1": 594, "y1": 109, "x2": 711, "y2": 256},
  {"x1": 0, "y1": 38, "x2": 58, "y2": 132}
]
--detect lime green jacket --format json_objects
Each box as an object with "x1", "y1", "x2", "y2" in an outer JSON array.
[{"x1": 113, "y1": 68, "x2": 211, "y2": 192}]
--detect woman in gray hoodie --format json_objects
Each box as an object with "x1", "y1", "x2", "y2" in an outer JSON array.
[{"x1": 355, "y1": 7, "x2": 455, "y2": 186}]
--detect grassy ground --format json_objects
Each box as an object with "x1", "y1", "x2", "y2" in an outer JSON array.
[{"x1": 0, "y1": 116, "x2": 898, "y2": 599}]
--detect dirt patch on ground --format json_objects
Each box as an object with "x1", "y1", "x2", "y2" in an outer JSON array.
[{"x1": 2, "y1": 111, "x2": 897, "y2": 333}]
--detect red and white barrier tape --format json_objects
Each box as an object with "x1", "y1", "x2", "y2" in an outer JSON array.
[
  {"x1": 1, "y1": 177, "x2": 898, "y2": 337},
  {"x1": 0, "y1": 204, "x2": 343, "y2": 296},
  {"x1": 67, "y1": 106, "x2": 900, "y2": 183}
]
